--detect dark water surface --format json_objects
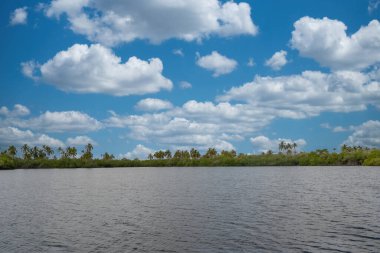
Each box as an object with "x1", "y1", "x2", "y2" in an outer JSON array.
[{"x1": 0, "y1": 167, "x2": 379, "y2": 252}]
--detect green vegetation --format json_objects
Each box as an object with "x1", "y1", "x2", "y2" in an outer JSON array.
[{"x1": 1, "y1": 142, "x2": 380, "y2": 170}]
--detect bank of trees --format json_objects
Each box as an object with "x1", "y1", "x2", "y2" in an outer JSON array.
[{"x1": 0, "y1": 142, "x2": 379, "y2": 169}]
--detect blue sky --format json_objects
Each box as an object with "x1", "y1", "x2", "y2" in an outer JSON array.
[{"x1": 1, "y1": 0, "x2": 380, "y2": 158}]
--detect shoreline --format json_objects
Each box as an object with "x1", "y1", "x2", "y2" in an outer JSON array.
[
  {"x1": 2, "y1": 145, "x2": 380, "y2": 169},
  {"x1": 2, "y1": 164, "x2": 379, "y2": 171}
]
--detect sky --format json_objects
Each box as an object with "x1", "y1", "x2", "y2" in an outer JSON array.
[{"x1": 1, "y1": 0, "x2": 380, "y2": 158}]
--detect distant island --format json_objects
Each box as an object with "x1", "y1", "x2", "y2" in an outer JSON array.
[{"x1": 1, "y1": 142, "x2": 379, "y2": 169}]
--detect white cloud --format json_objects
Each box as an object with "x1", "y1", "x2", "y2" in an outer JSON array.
[
  {"x1": 0, "y1": 107, "x2": 8, "y2": 116},
  {"x1": 179, "y1": 100, "x2": 273, "y2": 133},
  {"x1": 265, "y1": 50, "x2": 288, "y2": 70},
  {"x1": 21, "y1": 61, "x2": 40, "y2": 81},
  {"x1": 343, "y1": 120, "x2": 380, "y2": 148},
  {"x1": 320, "y1": 123, "x2": 331, "y2": 129},
  {"x1": 247, "y1": 57, "x2": 255, "y2": 67},
  {"x1": 10, "y1": 7, "x2": 28, "y2": 26},
  {"x1": 12, "y1": 104, "x2": 30, "y2": 117},
  {"x1": 107, "y1": 113, "x2": 235, "y2": 151},
  {"x1": 332, "y1": 126, "x2": 349, "y2": 133},
  {"x1": 16, "y1": 111, "x2": 102, "y2": 133},
  {"x1": 250, "y1": 135, "x2": 306, "y2": 153},
  {"x1": 250, "y1": 136, "x2": 278, "y2": 153},
  {"x1": 0, "y1": 105, "x2": 102, "y2": 134},
  {"x1": 291, "y1": 17, "x2": 380, "y2": 70},
  {"x1": 44, "y1": 0, "x2": 89, "y2": 17},
  {"x1": 105, "y1": 99, "x2": 276, "y2": 151},
  {"x1": 22, "y1": 44, "x2": 172, "y2": 96},
  {"x1": 0, "y1": 127, "x2": 64, "y2": 147},
  {"x1": 213, "y1": 140, "x2": 235, "y2": 151},
  {"x1": 196, "y1": 51, "x2": 237, "y2": 77},
  {"x1": 44, "y1": 0, "x2": 258, "y2": 46},
  {"x1": 218, "y1": 70, "x2": 380, "y2": 118},
  {"x1": 368, "y1": 0, "x2": 380, "y2": 13},
  {"x1": 179, "y1": 81, "x2": 192, "y2": 89},
  {"x1": 173, "y1": 49, "x2": 184, "y2": 57},
  {"x1": 122, "y1": 144, "x2": 154, "y2": 160},
  {"x1": 0, "y1": 104, "x2": 30, "y2": 117},
  {"x1": 135, "y1": 98, "x2": 173, "y2": 111},
  {"x1": 321, "y1": 123, "x2": 356, "y2": 133},
  {"x1": 66, "y1": 135, "x2": 97, "y2": 146}
]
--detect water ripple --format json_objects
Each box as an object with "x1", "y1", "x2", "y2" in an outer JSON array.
[{"x1": 0, "y1": 166, "x2": 379, "y2": 252}]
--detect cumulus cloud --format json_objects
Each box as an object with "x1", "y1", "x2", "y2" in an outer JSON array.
[
  {"x1": 21, "y1": 61, "x2": 40, "y2": 80},
  {"x1": 122, "y1": 144, "x2": 154, "y2": 160},
  {"x1": 343, "y1": 120, "x2": 380, "y2": 148},
  {"x1": 66, "y1": 135, "x2": 97, "y2": 146},
  {"x1": 0, "y1": 106, "x2": 101, "y2": 148},
  {"x1": 10, "y1": 7, "x2": 28, "y2": 25},
  {"x1": 343, "y1": 120, "x2": 380, "y2": 147},
  {"x1": 0, "y1": 105, "x2": 102, "y2": 134},
  {"x1": 218, "y1": 70, "x2": 380, "y2": 119},
  {"x1": 7, "y1": 111, "x2": 102, "y2": 133},
  {"x1": 0, "y1": 127, "x2": 64, "y2": 147},
  {"x1": 196, "y1": 51, "x2": 237, "y2": 77},
  {"x1": 43, "y1": 0, "x2": 258, "y2": 46},
  {"x1": 22, "y1": 44, "x2": 172, "y2": 96},
  {"x1": 135, "y1": 98, "x2": 173, "y2": 111},
  {"x1": 265, "y1": 50, "x2": 288, "y2": 70},
  {"x1": 0, "y1": 104, "x2": 30, "y2": 117},
  {"x1": 291, "y1": 17, "x2": 380, "y2": 70},
  {"x1": 105, "y1": 99, "x2": 278, "y2": 151},
  {"x1": 107, "y1": 113, "x2": 236, "y2": 151},
  {"x1": 179, "y1": 81, "x2": 192, "y2": 89},
  {"x1": 250, "y1": 135, "x2": 306, "y2": 153},
  {"x1": 9, "y1": 67, "x2": 380, "y2": 153}
]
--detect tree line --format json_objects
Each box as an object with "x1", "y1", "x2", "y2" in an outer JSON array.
[{"x1": 1, "y1": 142, "x2": 379, "y2": 169}]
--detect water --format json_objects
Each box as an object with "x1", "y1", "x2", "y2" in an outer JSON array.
[{"x1": 0, "y1": 167, "x2": 379, "y2": 252}]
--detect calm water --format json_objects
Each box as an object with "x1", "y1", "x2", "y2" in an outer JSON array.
[{"x1": 0, "y1": 167, "x2": 379, "y2": 252}]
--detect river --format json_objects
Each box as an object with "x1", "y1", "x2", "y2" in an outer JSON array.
[{"x1": 0, "y1": 167, "x2": 379, "y2": 252}]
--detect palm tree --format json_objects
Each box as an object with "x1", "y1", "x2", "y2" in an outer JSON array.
[
  {"x1": 147, "y1": 153, "x2": 153, "y2": 160},
  {"x1": 154, "y1": 150, "x2": 165, "y2": 160},
  {"x1": 21, "y1": 144, "x2": 31, "y2": 160},
  {"x1": 292, "y1": 142, "x2": 297, "y2": 153},
  {"x1": 173, "y1": 150, "x2": 183, "y2": 159},
  {"x1": 58, "y1": 147, "x2": 67, "y2": 159},
  {"x1": 182, "y1": 150, "x2": 190, "y2": 159},
  {"x1": 279, "y1": 141, "x2": 285, "y2": 153},
  {"x1": 66, "y1": 147, "x2": 77, "y2": 159},
  {"x1": 42, "y1": 145, "x2": 54, "y2": 159},
  {"x1": 87, "y1": 143, "x2": 93, "y2": 152},
  {"x1": 164, "y1": 150, "x2": 172, "y2": 159},
  {"x1": 204, "y1": 148, "x2": 218, "y2": 158},
  {"x1": 286, "y1": 142, "x2": 292, "y2": 153},
  {"x1": 7, "y1": 145, "x2": 17, "y2": 158},
  {"x1": 31, "y1": 146, "x2": 40, "y2": 159},
  {"x1": 102, "y1": 152, "x2": 114, "y2": 160},
  {"x1": 190, "y1": 148, "x2": 201, "y2": 159},
  {"x1": 173, "y1": 150, "x2": 190, "y2": 159},
  {"x1": 81, "y1": 143, "x2": 93, "y2": 160},
  {"x1": 38, "y1": 148, "x2": 47, "y2": 159},
  {"x1": 221, "y1": 150, "x2": 237, "y2": 158}
]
